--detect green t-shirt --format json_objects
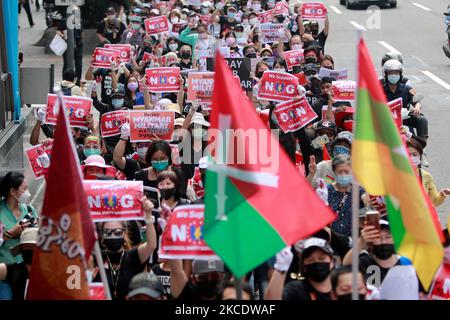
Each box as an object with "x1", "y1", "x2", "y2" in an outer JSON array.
[{"x1": 0, "y1": 200, "x2": 38, "y2": 264}]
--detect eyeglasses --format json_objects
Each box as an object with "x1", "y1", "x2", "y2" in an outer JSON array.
[{"x1": 103, "y1": 228, "x2": 124, "y2": 238}]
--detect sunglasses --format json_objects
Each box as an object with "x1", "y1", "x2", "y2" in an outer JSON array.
[{"x1": 103, "y1": 228, "x2": 125, "y2": 238}]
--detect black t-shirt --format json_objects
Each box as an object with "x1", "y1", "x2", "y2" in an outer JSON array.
[
  {"x1": 93, "y1": 69, "x2": 114, "y2": 104},
  {"x1": 316, "y1": 31, "x2": 327, "y2": 53},
  {"x1": 99, "y1": 249, "x2": 145, "y2": 300},
  {"x1": 135, "y1": 167, "x2": 188, "y2": 196},
  {"x1": 152, "y1": 263, "x2": 171, "y2": 296},
  {"x1": 176, "y1": 282, "x2": 219, "y2": 301},
  {"x1": 97, "y1": 18, "x2": 126, "y2": 44},
  {"x1": 282, "y1": 279, "x2": 331, "y2": 300},
  {"x1": 120, "y1": 157, "x2": 141, "y2": 180},
  {"x1": 6, "y1": 263, "x2": 29, "y2": 300},
  {"x1": 359, "y1": 253, "x2": 402, "y2": 285},
  {"x1": 330, "y1": 231, "x2": 352, "y2": 260},
  {"x1": 180, "y1": 60, "x2": 193, "y2": 70}
]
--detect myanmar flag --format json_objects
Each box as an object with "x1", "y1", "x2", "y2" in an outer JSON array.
[
  {"x1": 203, "y1": 52, "x2": 336, "y2": 277},
  {"x1": 352, "y1": 37, "x2": 443, "y2": 289}
]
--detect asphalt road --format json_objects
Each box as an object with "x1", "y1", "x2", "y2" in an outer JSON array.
[{"x1": 323, "y1": 0, "x2": 450, "y2": 226}]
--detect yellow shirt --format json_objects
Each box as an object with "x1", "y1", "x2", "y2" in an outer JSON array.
[{"x1": 420, "y1": 169, "x2": 446, "y2": 207}]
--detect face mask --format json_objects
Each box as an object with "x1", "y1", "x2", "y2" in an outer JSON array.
[
  {"x1": 160, "y1": 187, "x2": 176, "y2": 200},
  {"x1": 305, "y1": 56, "x2": 317, "y2": 64},
  {"x1": 127, "y1": 82, "x2": 139, "y2": 92},
  {"x1": 276, "y1": 16, "x2": 285, "y2": 23},
  {"x1": 235, "y1": 32, "x2": 243, "y2": 39},
  {"x1": 169, "y1": 43, "x2": 178, "y2": 52},
  {"x1": 387, "y1": 74, "x2": 401, "y2": 85},
  {"x1": 16, "y1": 190, "x2": 31, "y2": 204},
  {"x1": 111, "y1": 98, "x2": 124, "y2": 109},
  {"x1": 242, "y1": 19, "x2": 249, "y2": 26},
  {"x1": 171, "y1": 17, "x2": 179, "y2": 24},
  {"x1": 372, "y1": 244, "x2": 395, "y2": 260},
  {"x1": 304, "y1": 262, "x2": 331, "y2": 282},
  {"x1": 181, "y1": 51, "x2": 191, "y2": 59},
  {"x1": 195, "y1": 280, "x2": 221, "y2": 299},
  {"x1": 103, "y1": 237, "x2": 124, "y2": 252},
  {"x1": 337, "y1": 293, "x2": 366, "y2": 301},
  {"x1": 137, "y1": 147, "x2": 148, "y2": 159},
  {"x1": 274, "y1": 68, "x2": 285, "y2": 72},
  {"x1": 215, "y1": 3, "x2": 224, "y2": 10},
  {"x1": 192, "y1": 128, "x2": 206, "y2": 139},
  {"x1": 228, "y1": 12, "x2": 236, "y2": 20},
  {"x1": 226, "y1": 37, "x2": 235, "y2": 46},
  {"x1": 152, "y1": 159, "x2": 169, "y2": 172},
  {"x1": 199, "y1": 33, "x2": 208, "y2": 40},
  {"x1": 132, "y1": 23, "x2": 141, "y2": 30},
  {"x1": 246, "y1": 52, "x2": 257, "y2": 58},
  {"x1": 291, "y1": 44, "x2": 302, "y2": 50},
  {"x1": 335, "y1": 174, "x2": 352, "y2": 187},
  {"x1": 253, "y1": 4, "x2": 261, "y2": 12},
  {"x1": 202, "y1": 7, "x2": 209, "y2": 14},
  {"x1": 84, "y1": 148, "x2": 101, "y2": 158},
  {"x1": 411, "y1": 155, "x2": 421, "y2": 167},
  {"x1": 249, "y1": 18, "x2": 258, "y2": 26},
  {"x1": 311, "y1": 29, "x2": 319, "y2": 36},
  {"x1": 22, "y1": 250, "x2": 34, "y2": 265},
  {"x1": 333, "y1": 146, "x2": 350, "y2": 158}
]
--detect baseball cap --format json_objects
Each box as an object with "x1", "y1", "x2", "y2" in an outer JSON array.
[
  {"x1": 192, "y1": 260, "x2": 225, "y2": 275},
  {"x1": 380, "y1": 219, "x2": 390, "y2": 230},
  {"x1": 150, "y1": 9, "x2": 160, "y2": 16},
  {"x1": 303, "y1": 63, "x2": 319, "y2": 74},
  {"x1": 295, "y1": 237, "x2": 334, "y2": 258},
  {"x1": 335, "y1": 130, "x2": 353, "y2": 145},
  {"x1": 110, "y1": 84, "x2": 125, "y2": 98},
  {"x1": 127, "y1": 272, "x2": 164, "y2": 299},
  {"x1": 10, "y1": 227, "x2": 38, "y2": 256},
  {"x1": 202, "y1": 1, "x2": 212, "y2": 8},
  {"x1": 199, "y1": 156, "x2": 209, "y2": 169},
  {"x1": 314, "y1": 120, "x2": 337, "y2": 131}
]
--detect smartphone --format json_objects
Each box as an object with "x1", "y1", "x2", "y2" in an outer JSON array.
[
  {"x1": 365, "y1": 210, "x2": 381, "y2": 231},
  {"x1": 144, "y1": 186, "x2": 160, "y2": 210}
]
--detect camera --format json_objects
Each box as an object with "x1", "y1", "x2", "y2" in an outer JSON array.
[{"x1": 20, "y1": 214, "x2": 38, "y2": 228}]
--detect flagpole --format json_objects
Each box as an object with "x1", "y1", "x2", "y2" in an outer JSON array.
[
  {"x1": 234, "y1": 276, "x2": 243, "y2": 300},
  {"x1": 94, "y1": 241, "x2": 113, "y2": 300},
  {"x1": 351, "y1": 27, "x2": 364, "y2": 301}
]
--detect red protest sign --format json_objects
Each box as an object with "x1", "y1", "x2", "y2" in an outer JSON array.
[
  {"x1": 145, "y1": 67, "x2": 181, "y2": 93},
  {"x1": 157, "y1": 1, "x2": 174, "y2": 12},
  {"x1": 284, "y1": 49, "x2": 304, "y2": 71},
  {"x1": 198, "y1": 14, "x2": 211, "y2": 26},
  {"x1": 387, "y1": 98, "x2": 403, "y2": 129},
  {"x1": 159, "y1": 205, "x2": 218, "y2": 260},
  {"x1": 272, "y1": 1, "x2": 289, "y2": 16},
  {"x1": 171, "y1": 22, "x2": 186, "y2": 35},
  {"x1": 104, "y1": 44, "x2": 132, "y2": 63},
  {"x1": 273, "y1": 97, "x2": 318, "y2": 133},
  {"x1": 332, "y1": 80, "x2": 356, "y2": 101},
  {"x1": 91, "y1": 47, "x2": 121, "y2": 68},
  {"x1": 187, "y1": 72, "x2": 214, "y2": 105},
  {"x1": 368, "y1": 195, "x2": 387, "y2": 216},
  {"x1": 258, "y1": 71, "x2": 299, "y2": 102},
  {"x1": 89, "y1": 283, "x2": 106, "y2": 300},
  {"x1": 144, "y1": 16, "x2": 169, "y2": 35},
  {"x1": 100, "y1": 110, "x2": 130, "y2": 138},
  {"x1": 258, "y1": 10, "x2": 273, "y2": 23},
  {"x1": 429, "y1": 264, "x2": 450, "y2": 300},
  {"x1": 301, "y1": 2, "x2": 328, "y2": 20},
  {"x1": 25, "y1": 140, "x2": 53, "y2": 180},
  {"x1": 129, "y1": 110, "x2": 175, "y2": 142},
  {"x1": 46, "y1": 94, "x2": 92, "y2": 128},
  {"x1": 83, "y1": 180, "x2": 144, "y2": 222},
  {"x1": 142, "y1": 52, "x2": 159, "y2": 64}
]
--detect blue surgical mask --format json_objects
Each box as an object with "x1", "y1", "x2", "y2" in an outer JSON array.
[
  {"x1": 84, "y1": 148, "x2": 101, "y2": 157},
  {"x1": 228, "y1": 12, "x2": 236, "y2": 20},
  {"x1": 111, "y1": 98, "x2": 124, "y2": 109},
  {"x1": 152, "y1": 159, "x2": 169, "y2": 172},
  {"x1": 333, "y1": 146, "x2": 350, "y2": 158},
  {"x1": 335, "y1": 174, "x2": 352, "y2": 187},
  {"x1": 387, "y1": 74, "x2": 400, "y2": 85}
]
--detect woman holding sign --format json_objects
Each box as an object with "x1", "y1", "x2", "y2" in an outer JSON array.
[{"x1": 96, "y1": 197, "x2": 157, "y2": 300}]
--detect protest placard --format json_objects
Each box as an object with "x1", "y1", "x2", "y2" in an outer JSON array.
[
  {"x1": 46, "y1": 94, "x2": 92, "y2": 128},
  {"x1": 159, "y1": 205, "x2": 218, "y2": 260},
  {"x1": 89, "y1": 283, "x2": 106, "y2": 300},
  {"x1": 142, "y1": 52, "x2": 159, "y2": 64},
  {"x1": 258, "y1": 71, "x2": 299, "y2": 102},
  {"x1": 171, "y1": 22, "x2": 186, "y2": 35},
  {"x1": 273, "y1": 97, "x2": 318, "y2": 133},
  {"x1": 129, "y1": 110, "x2": 175, "y2": 142},
  {"x1": 260, "y1": 23, "x2": 288, "y2": 43},
  {"x1": 284, "y1": 49, "x2": 304, "y2": 71},
  {"x1": 104, "y1": 44, "x2": 132, "y2": 63},
  {"x1": 301, "y1": 2, "x2": 328, "y2": 20},
  {"x1": 144, "y1": 16, "x2": 169, "y2": 35},
  {"x1": 332, "y1": 80, "x2": 356, "y2": 101},
  {"x1": 25, "y1": 140, "x2": 53, "y2": 179},
  {"x1": 145, "y1": 67, "x2": 181, "y2": 92},
  {"x1": 91, "y1": 47, "x2": 121, "y2": 68},
  {"x1": 257, "y1": 10, "x2": 273, "y2": 23},
  {"x1": 83, "y1": 180, "x2": 144, "y2": 222},
  {"x1": 207, "y1": 57, "x2": 251, "y2": 91},
  {"x1": 100, "y1": 110, "x2": 130, "y2": 138},
  {"x1": 187, "y1": 72, "x2": 214, "y2": 106},
  {"x1": 271, "y1": 1, "x2": 289, "y2": 16},
  {"x1": 387, "y1": 98, "x2": 403, "y2": 129},
  {"x1": 429, "y1": 264, "x2": 450, "y2": 300},
  {"x1": 318, "y1": 68, "x2": 348, "y2": 80}
]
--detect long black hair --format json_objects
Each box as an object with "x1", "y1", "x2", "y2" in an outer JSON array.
[
  {"x1": 0, "y1": 172, "x2": 24, "y2": 199},
  {"x1": 145, "y1": 140, "x2": 173, "y2": 166}
]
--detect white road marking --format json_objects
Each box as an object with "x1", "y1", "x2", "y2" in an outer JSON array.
[
  {"x1": 378, "y1": 41, "x2": 402, "y2": 55},
  {"x1": 349, "y1": 21, "x2": 366, "y2": 31},
  {"x1": 421, "y1": 71, "x2": 450, "y2": 90},
  {"x1": 329, "y1": 5, "x2": 343, "y2": 14},
  {"x1": 412, "y1": 3, "x2": 432, "y2": 12}
]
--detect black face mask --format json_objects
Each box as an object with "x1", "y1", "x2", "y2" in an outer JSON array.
[
  {"x1": 372, "y1": 244, "x2": 395, "y2": 260},
  {"x1": 22, "y1": 250, "x2": 34, "y2": 265},
  {"x1": 304, "y1": 262, "x2": 331, "y2": 282},
  {"x1": 181, "y1": 51, "x2": 191, "y2": 59},
  {"x1": 245, "y1": 52, "x2": 257, "y2": 59},
  {"x1": 276, "y1": 16, "x2": 285, "y2": 23},
  {"x1": 160, "y1": 187, "x2": 177, "y2": 200},
  {"x1": 305, "y1": 56, "x2": 317, "y2": 64},
  {"x1": 336, "y1": 293, "x2": 366, "y2": 301},
  {"x1": 321, "y1": 93, "x2": 329, "y2": 100},
  {"x1": 195, "y1": 280, "x2": 221, "y2": 299},
  {"x1": 256, "y1": 71, "x2": 264, "y2": 78},
  {"x1": 311, "y1": 29, "x2": 319, "y2": 36},
  {"x1": 103, "y1": 237, "x2": 124, "y2": 253}
]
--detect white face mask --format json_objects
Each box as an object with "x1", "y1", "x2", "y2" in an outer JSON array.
[
  {"x1": 411, "y1": 156, "x2": 421, "y2": 167},
  {"x1": 171, "y1": 17, "x2": 179, "y2": 24},
  {"x1": 15, "y1": 190, "x2": 31, "y2": 204},
  {"x1": 291, "y1": 44, "x2": 302, "y2": 50},
  {"x1": 274, "y1": 68, "x2": 285, "y2": 72},
  {"x1": 169, "y1": 43, "x2": 178, "y2": 52},
  {"x1": 249, "y1": 18, "x2": 258, "y2": 26}
]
